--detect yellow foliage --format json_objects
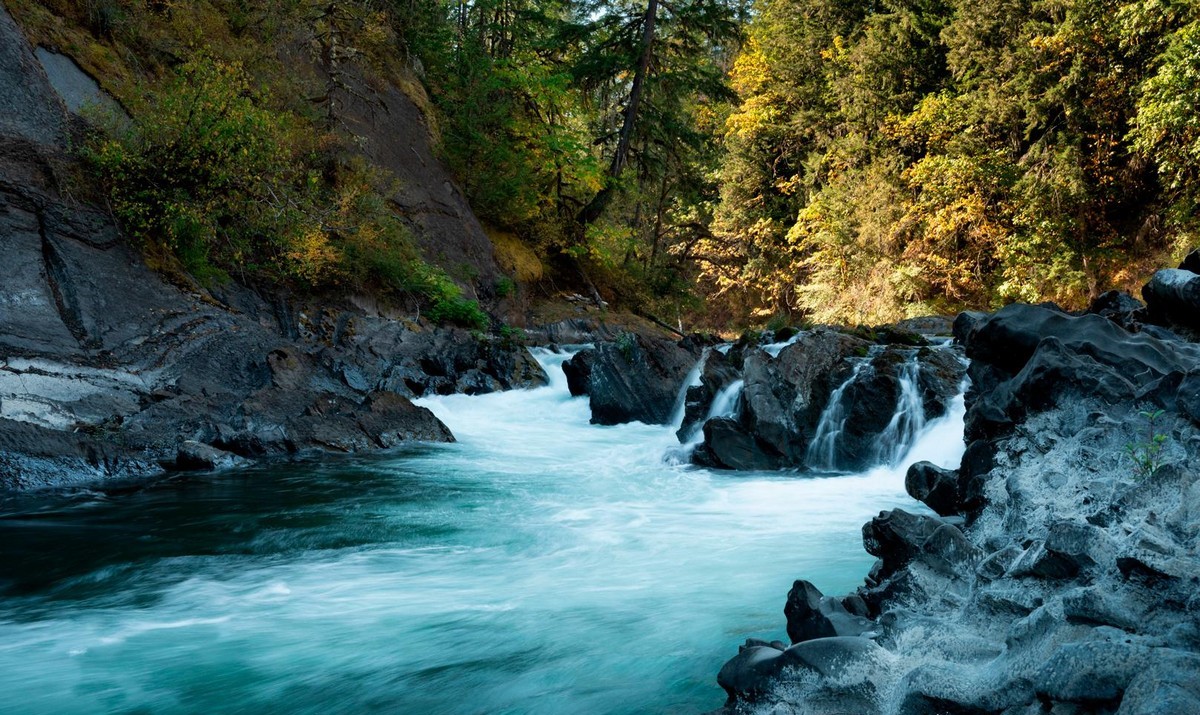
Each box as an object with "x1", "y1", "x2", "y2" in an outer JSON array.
[
  {"x1": 286, "y1": 227, "x2": 343, "y2": 284},
  {"x1": 487, "y1": 228, "x2": 544, "y2": 284}
]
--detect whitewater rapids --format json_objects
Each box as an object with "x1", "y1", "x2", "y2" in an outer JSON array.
[{"x1": 0, "y1": 348, "x2": 965, "y2": 714}]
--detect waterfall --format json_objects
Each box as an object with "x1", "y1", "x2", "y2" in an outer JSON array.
[
  {"x1": 873, "y1": 355, "x2": 927, "y2": 466},
  {"x1": 761, "y1": 333, "x2": 801, "y2": 358},
  {"x1": 707, "y1": 379, "x2": 744, "y2": 421},
  {"x1": 805, "y1": 359, "x2": 872, "y2": 471},
  {"x1": 669, "y1": 348, "x2": 710, "y2": 430},
  {"x1": 679, "y1": 378, "x2": 745, "y2": 446}
]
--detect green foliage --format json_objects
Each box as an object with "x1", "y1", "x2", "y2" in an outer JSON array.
[
  {"x1": 85, "y1": 53, "x2": 487, "y2": 328},
  {"x1": 495, "y1": 276, "x2": 516, "y2": 299},
  {"x1": 85, "y1": 56, "x2": 296, "y2": 282},
  {"x1": 615, "y1": 332, "x2": 638, "y2": 362},
  {"x1": 1125, "y1": 408, "x2": 1169, "y2": 480},
  {"x1": 400, "y1": 0, "x2": 744, "y2": 319},
  {"x1": 1131, "y1": 19, "x2": 1200, "y2": 223}
]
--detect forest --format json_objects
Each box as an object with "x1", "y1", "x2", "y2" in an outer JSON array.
[{"x1": 12, "y1": 0, "x2": 1200, "y2": 330}]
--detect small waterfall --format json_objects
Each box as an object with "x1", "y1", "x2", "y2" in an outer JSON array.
[
  {"x1": 669, "y1": 348, "x2": 710, "y2": 430},
  {"x1": 805, "y1": 359, "x2": 872, "y2": 471},
  {"x1": 679, "y1": 378, "x2": 745, "y2": 446},
  {"x1": 761, "y1": 333, "x2": 801, "y2": 358},
  {"x1": 874, "y1": 355, "x2": 927, "y2": 466},
  {"x1": 707, "y1": 379, "x2": 744, "y2": 421}
]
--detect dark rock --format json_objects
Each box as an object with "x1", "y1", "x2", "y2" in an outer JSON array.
[
  {"x1": 174, "y1": 440, "x2": 249, "y2": 471},
  {"x1": 1044, "y1": 521, "x2": 1115, "y2": 574},
  {"x1": 587, "y1": 334, "x2": 699, "y2": 425},
  {"x1": 694, "y1": 417, "x2": 781, "y2": 471},
  {"x1": 862, "y1": 509, "x2": 944, "y2": 578},
  {"x1": 1180, "y1": 249, "x2": 1200, "y2": 275},
  {"x1": 717, "y1": 645, "x2": 787, "y2": 700},
  {"x1": 1011, "y1": 521, "x2": 1114, "y2": 580},
  {"x1": 0, "y1": 417, "x2": 162, "y2": 489},
  {"x1": 562, "y1": 350, "x2": 594, "y2": 397},
  {"x1": 920, "y1": 523, "x2": 982, "y2": 575},
  {"x1": 784, "y1": 580, "x2": 874, "y2": 644},
  {"x1": 717, "y1": 637, "x2": 883, "y2": 701},
  {"x1": 906, "y1": 461, "x2": 962, "y2": 516},
  {"x1": 357, "y1": 391, "x2": 455, "y2": 447},
  {"x1": 961, "y1": 305, "x2": 1200, "y2": 444},
  {"x1": 0, "y1": 5, "x2": 67, "y2": 146},
  {"x1": 1089, "y1": 290, "x2": 1145, "y2": 330},
  {"x1": 1144, "y1": 269, "x2": 1200, "y2": 331},
  {"x1": 917, "y1": 347, "x2": 965, "y2": 417},
  {"x1": 958, "y1": 439, "x2": 997, "y2": 514}
]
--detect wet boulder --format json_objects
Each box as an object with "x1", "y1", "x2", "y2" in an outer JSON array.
[
  {"x1": 586, "y1": 334, "x2": 699, "y2": 425},
  {"x1": 1143, "y1": 269, "x2": 1200, "y2": 332},
  {"x1": 863, "y1": 509, "x2": 978, "y2": 579},
  {"x1": 784, "y1": 580, "x2": 874, "y2": 644},
  {"x1": 174, "y1": 440, "x2": 250, "y2": 471},
  {"x1": 692, "y1": 417, "x2": 781, "y2": 471},
  {"x1": 862, "y1": 509, "x2": 944, "y2": 578},
  {"x1": 718, "y1": 636, "x2": 883, "y2": 702},
  {"x1": 906, "y1": 461, "x2": 961, "y2": 516},
  {"x1": 561, "y1": 350, "x2": 593, "y2": 397}
]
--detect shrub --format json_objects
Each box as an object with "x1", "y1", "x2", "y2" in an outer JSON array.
[
  {"x1": 85, "y1": 58, "x2": 489, "y2": 329},
  {"x1": 85, "y1": 55, "x2": 307, "y2": 282}
]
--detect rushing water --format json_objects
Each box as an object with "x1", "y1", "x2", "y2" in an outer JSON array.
[{"x1": 0, "y1": 349, "x2": 965, "y2": 715}]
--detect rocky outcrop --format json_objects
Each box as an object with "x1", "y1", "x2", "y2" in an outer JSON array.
[
  {"x1": 692, "y1": 330, "x2": 965, "y2": 471},
  {"x1": 693, "y1": 329, "x2": 866, "y2": 469},
  {"x1": 715, "y1": 297, "x2": 1200, "y2": 714},
  {"x1": 579, "y1": 334, "x2": 700, "y2": 425},
  {"x1": 0, "y1": 9, "x2": 545, "y2": 489}
]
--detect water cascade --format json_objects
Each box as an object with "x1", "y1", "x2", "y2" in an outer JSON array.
[
  {"x1": 873, "y1": 355, "x2": 927, "y2": 466},
  {"x1": 681, "y1": 376, "x2": 744, "y2": 443},
  {"x1": 805, "y1": 358, "x2": 874, "y2": 471},
  {"x1": 668, "y1": 346, "x2": 710, "y2": 429}
]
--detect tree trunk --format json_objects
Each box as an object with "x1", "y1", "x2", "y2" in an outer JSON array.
[{"x1": 578, "y1": 0, "x2": 658, "y2": 226}]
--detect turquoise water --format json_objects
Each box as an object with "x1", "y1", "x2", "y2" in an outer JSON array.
[{"x1": 0, "y1": 350, "x2": 964, "y2": 714}]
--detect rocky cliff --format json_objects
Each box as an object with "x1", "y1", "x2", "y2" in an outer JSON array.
[
  {"x1": 0, "y1": 5, "x2": 545, "y2": 489},
  {"x1": 715, "y1": 275, "x2": 1200, "y2": 714}
]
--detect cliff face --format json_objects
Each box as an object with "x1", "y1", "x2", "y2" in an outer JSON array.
[
  {"x1": 0, "y1": 5, "x2": 544, "y2": 489},
  {"x1": 334, "y1": 76, "x2": 503, "y2": 298},
  {"x1": 716, "y1": 300, "x2": 1200, "y2": 714}
]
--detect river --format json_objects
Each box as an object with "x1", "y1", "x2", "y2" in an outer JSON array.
[{"x1": 0, "y1": 348, "x2": 965, "y2": 714}]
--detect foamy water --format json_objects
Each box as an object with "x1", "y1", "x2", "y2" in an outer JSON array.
[{"x1": 0, "y1": 348, "x2": 965, "y2": 714}]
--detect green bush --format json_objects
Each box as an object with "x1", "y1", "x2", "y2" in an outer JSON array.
[
  {"x1": 85, "y1": 55, "x2": 303, "y2": 282},
  {"x1": 86, "y1": 57, "x2": 489, "y2": 329}
]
